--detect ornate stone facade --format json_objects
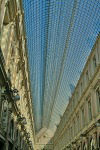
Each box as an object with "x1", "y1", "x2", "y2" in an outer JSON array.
[
  {"x1": 45, "y1": 35, "x2": 100, "y2": 150},
  {"x1": 0, "y1": 0, "x2": 35, "y2": 150}
]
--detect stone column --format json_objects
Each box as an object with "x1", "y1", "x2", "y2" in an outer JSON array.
[{"x1": 83, "y1": 137, "x2": 88, "y2": 150}]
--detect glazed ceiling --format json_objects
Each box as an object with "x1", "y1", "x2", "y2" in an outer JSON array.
[{"x1": 23, "y1": 0, "x2": 100, "y2": 135}]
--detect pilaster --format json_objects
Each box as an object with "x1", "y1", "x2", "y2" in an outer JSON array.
[
  {"x1": 90, "y1": 87, "x2": 98, "y2": 118},
  {"x1": 84, "y1": 98, "x2": 88, "y2": 126}
]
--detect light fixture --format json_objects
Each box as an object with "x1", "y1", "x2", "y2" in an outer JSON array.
[
  {"x1": 14, "y1": 95, "x2": 20, "y2": 101},
  {"x1": 11, "y1": 88, "x2": 20, "y2": 101}
]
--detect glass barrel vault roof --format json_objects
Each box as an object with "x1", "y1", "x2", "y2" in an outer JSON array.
[{"x1": 22, "y1": 0, "x2": 100, "y2": 133}]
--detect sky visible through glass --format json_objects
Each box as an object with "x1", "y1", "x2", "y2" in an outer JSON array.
[{"x1": 23, "y1": 0, "x2": 100, "y2": 133}]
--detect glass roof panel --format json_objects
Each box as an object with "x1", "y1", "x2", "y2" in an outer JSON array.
[{"x1": 23, "y1": 0, "x2": 100, "y2": 133}]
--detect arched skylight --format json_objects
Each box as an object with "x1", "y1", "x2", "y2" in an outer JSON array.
[{"x1": 23, "y1": 0, "x2": 100, "y2": 133}]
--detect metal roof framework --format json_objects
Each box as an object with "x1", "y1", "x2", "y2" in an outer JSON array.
[{"x1": 23, "y1": 0, "x2": 100, "y2": 133}]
